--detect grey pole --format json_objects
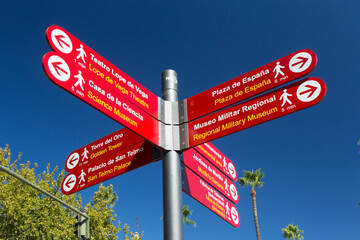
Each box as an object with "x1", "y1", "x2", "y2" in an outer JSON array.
[{"x1": 161, "y1": 69, "x2": 184, "y2": 240}]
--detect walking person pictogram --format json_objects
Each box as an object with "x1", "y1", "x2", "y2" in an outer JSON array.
[
  {"x1": 224, "y1": 178, "x2": 229, "y2": 193},
  {"x1": 222, "y1": 157, "x2": 228, "y2": 171},
  {"x1": 79, "y1": 169, "x2": 86, "y2": 184},
  {"x1": 74, "y1": 70, "x2": 85, "y2": 91},
  {"x1": 273, "y1": 61, "x2": 285, "y2": 78},
  {"x1": 82, "y1": 147, "x2": 89, "y2": 162},
  {"x1": 226, "y1": 202, "x2": 230, "y2": 216},
  {"x1": 76, "y1": 44, "x2": 87, "y2": 63},
  {"x1": 280, "y1": 89, "x2": 292, "y2": 107}
]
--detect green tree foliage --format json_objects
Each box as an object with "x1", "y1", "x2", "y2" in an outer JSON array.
[
  {"x1": 237, "y1": 169, "x2": 265, "y2": 240},
  {"x1": 282, "y1": 224, "x2": 304, "y2": 240},
  {"x1": 0, "y1": 145, "x2": 141, "y2": 240}
]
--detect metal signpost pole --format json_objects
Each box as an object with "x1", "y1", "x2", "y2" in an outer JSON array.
[{"x1": 161, "y1": 70, "x2": 184, "y2": 240}]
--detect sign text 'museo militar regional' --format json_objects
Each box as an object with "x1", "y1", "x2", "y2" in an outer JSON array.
[
  {"x1": 182, "y1": 165, "x2": 240, "y2": 228},
  {"x1": 186, "y1": 49, "x2": 317, "y2": 121},
  {"x1": 183, "y1": 148, "x2": 239, "y2": 204},
  {"x1": 61, "y1": 141, "x2": 160, "y2": 195},
  {"x1": 42, "y1": 52, "x2": 159, "y2": 146},
  {"x1": 188, "y1": 77, "x2": 327, "y2": 147},
  {"x1": 65, "y1": 128, "x2": 144, "y2": 172},
  {"x1": 46, "y1": 25, "x2": 159, "y2": 119},
  {"x1": 194, "y1": 142, "x2": 237, "y2": 181}
]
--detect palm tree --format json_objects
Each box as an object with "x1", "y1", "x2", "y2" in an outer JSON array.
[
  {"x1": 237, "y1": 169, "x2": 264, "y2": 240},
  {"x1": 282, "y1": 224, "x2": 304, "y2": 240},
  {"x1": 182, "y1": 205, "x2": 196, "y2": 227},
  {"x1": 161, "y1": 205, "x2": 196, "y2": 227}
]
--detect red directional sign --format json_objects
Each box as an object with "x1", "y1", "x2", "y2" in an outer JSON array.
[
  {"x1": 182, "y1": 165, "x2": 240, "y2": 228},
  {"x1": 62, "y1": 141, "x2": 160, "y2": 195},
  {"x1": 194, "y1": 142, "x2": 237, "y2": 181},
  {"x1": 43, "y1": 52, "x2": 159, "y2": 146},
  {"x1": 188, "y1": 77, "x2": 327, "y2": 147},
  {"x1": 183, "y1": 148, "x2": 239, "y2": 204},
  {"x1": 46, "y1": 25, "x2": 159, "y2": 119},
  {"x1": 186, "y1": 49, "x2": 317, "y2": 121},
  {"x1": 65, "y1": 128, "x2": 144, "y2": 172}
]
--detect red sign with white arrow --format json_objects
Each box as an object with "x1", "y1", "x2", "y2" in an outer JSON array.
[
  {"x1": 182, "y1": 165, "x2": 240, "y2": 228},
  {"x1": 186, "y1": 49, "x2": 317, "y2": 121},
  {"x1": 42, "y1": 52, "x2": 159, "y2": 146},
  {"x1": 194, "y1": 142, "x2": 237, "y2": 181},
  {"x1": 46, "y1": 25, "x2": 159, "y2": 119},
  {"x1": 65, "y1": 128, "x2": 144, "y2": 172},
  {"x1": 183, "y1": 148, "x2": 239, "y2": 204},
  {"x1": 188, "y1": 77, "x2": 327, "y2": 147},
  {"x1": 62, "y1": 141, "x2": 160, "y2": 195}
]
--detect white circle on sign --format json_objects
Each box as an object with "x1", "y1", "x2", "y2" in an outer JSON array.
[
  {"x1": 62, "y1": 174, "x2": 77, "y2": 192},
  {"x1": 231, "y1": 207, "x2": 239, "y2": 225},
  {"x1": 51, "y1": 29, "x2": 73, "y2": 54},
  {"x1": 289, "y1": 52, "x2": 312, "y2": 73},
  {"x1": 66, "y1": 152, "x2": 80, "y2": 170},
  {"x1": 296, "y1": 80, "x2": 321, "y2": 102},
  {"x1": 230, "y1": 183, "x2": 238, "y2": 202},
  {"x1": 227, "y1": 162, "x2": 237, "y2": 180},
  {"x1": 48, "y1": 55, "x2": 70, "y2": 82}
]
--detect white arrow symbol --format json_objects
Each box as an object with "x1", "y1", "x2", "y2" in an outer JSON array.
[
  {"x1": 62, "y1": 174, "x2": 76, "y2": 192},
  {"x1": 228, "y1": 162, "x2": 237, "y2": 179},
  {"x1": 230, "y1": 184, "x2": 238, "y2": 202},
  {"x1": 66, "y1": 152, "x2": 80, "y2": 170},
  {"x1": 48, "y1": 55, "x2": 70, "y2": 82},
  {"x1": 51, "y1": 28, "x2": 73, "y2": 54},
  {"x1": 231, "y1": 207, "x2": 239, "y2": 225},
  {"x1": 296, "y1": 80, "x2": 321, "y2": 102},
  {"x1": 289, "y1": 52, "x2": 312, "y2": 73}
]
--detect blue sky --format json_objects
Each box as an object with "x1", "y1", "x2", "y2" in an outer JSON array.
[{"x1": 1, "y1": 0, "x2": 360, "y2": 239}]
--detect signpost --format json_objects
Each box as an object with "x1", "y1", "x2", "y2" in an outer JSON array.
[
  {"x1": 186, "y1": 49, "x2": 317, "y2": 121},
  {"x1": 46, "y1": 25, "x2": 159, "y2": 119},
  {"x1": 182, "y1": 148, "x2": 239, "y2": 204},
  {"x1": 187, "y1": 77, "x2": 326, "y2": 147},
  {"x1": 61, "y1": 141, "x2": 161, "y2": 195},
  {"x1": 43, "y1": 26, "x2": 328, "y2": 240},
  {"x1": 194, "y1": 142, "x2": 237, "y2": 181},
  {"x1": 182, "y1": 165, "x2": 240, "y2": 228},
  {"x1": 43, "y1": 52, "x2": 159, "y2": 146}
]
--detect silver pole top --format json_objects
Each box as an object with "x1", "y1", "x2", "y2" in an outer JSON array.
[{"x1": 161, "y1": 69, "x2": 178, "y2": 102}]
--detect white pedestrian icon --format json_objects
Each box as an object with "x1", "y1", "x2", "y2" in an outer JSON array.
[
  {"x1": 82, "y1": 147, "x2": 89, "y2": 162},
  {"x1": 222, "y1": 157, "x2": 228, "y2": 171},
  {"x1": 280, "y1": 89, "x2": 292, "y2": 107},
  {"x1": 74, "y1": 70, "x2": 85, "y2": 91},
  {"x1": 76, "y1": 44, "x2": 87, "y2": 63},
  {"x1": 273, "y1": 61, "x2": 285, "y2": 78},
  {"x1": 226, "y1": 202, "x2": 230, "y2": 216},
  {"x1": 79, "y1": 169, "x2": 86, "y2": 184},
  {"x1": 224, "y1": 179, "x2": 229, "y2": 193}
]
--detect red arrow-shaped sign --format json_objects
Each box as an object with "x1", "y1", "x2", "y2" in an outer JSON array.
[
  {"x1": 64, "y1": 177, "x2": 75, "y2": 189},
  {"x1": 299, "y1": 84, "x2": 317, "y2": 98},
  {"x1": 291, "y1": 56, "x2": 309, "y2": 69},
  {"x1": 54, "y1": 34, "x2": 71, "y2": 48},
  {"x1": 51, "y1": 61, "x2": 68, "y2": 76}
]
